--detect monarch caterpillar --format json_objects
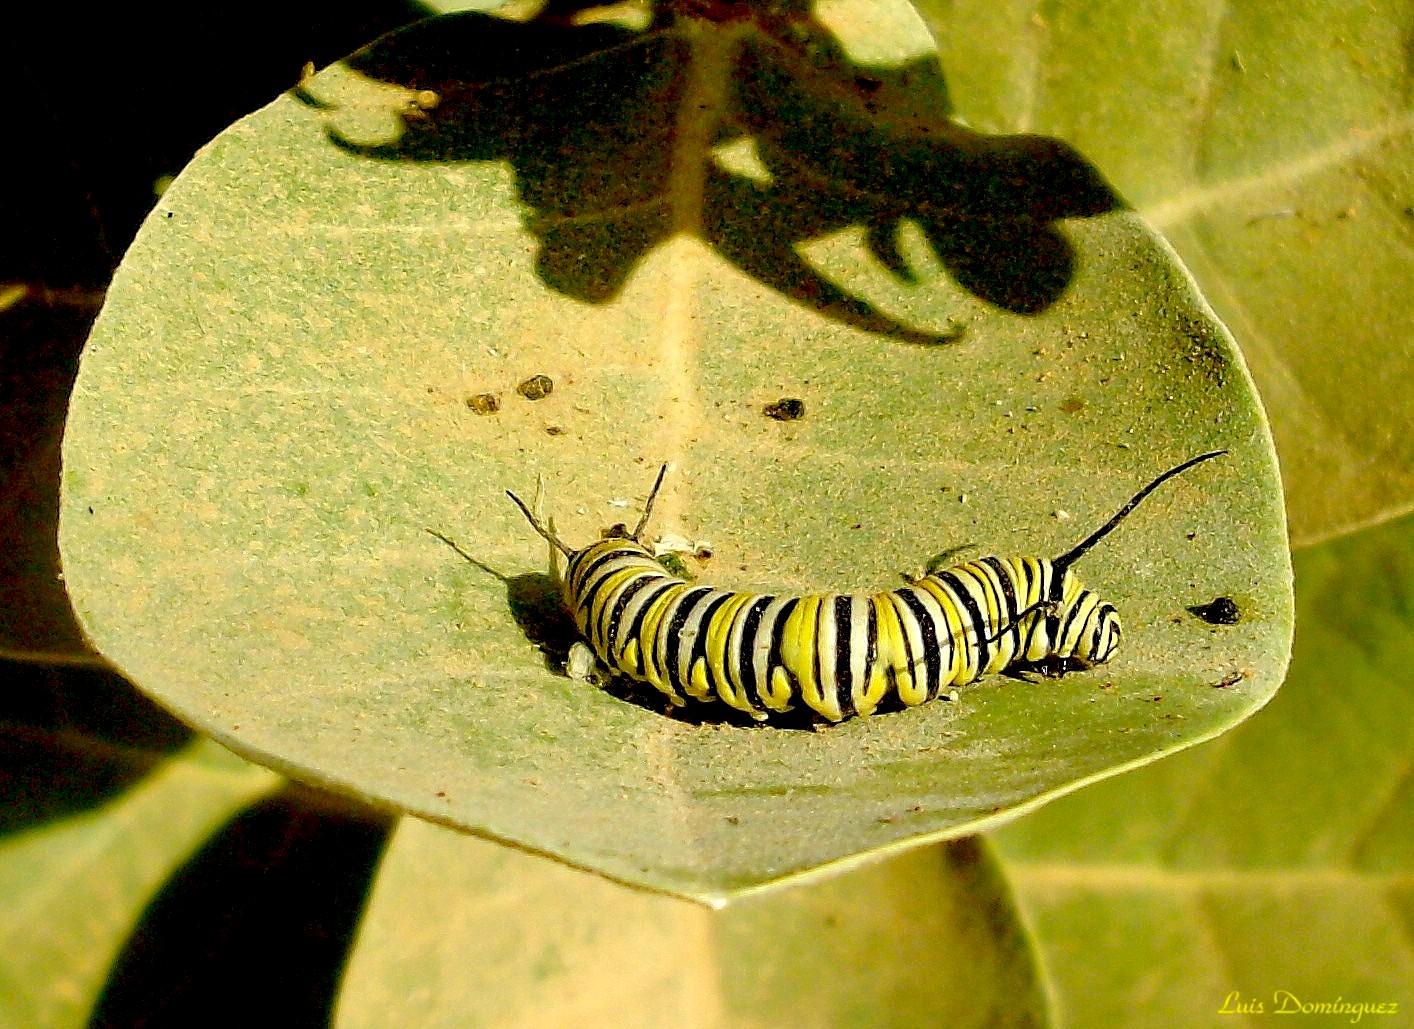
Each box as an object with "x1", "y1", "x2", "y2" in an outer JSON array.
[{"x1": 507, "y1": 451, "x2": 1225, "y2": 723}]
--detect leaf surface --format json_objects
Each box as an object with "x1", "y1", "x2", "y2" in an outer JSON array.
[{"x1": 59, "y1": 3, "x2": 1290, "y2": 899}]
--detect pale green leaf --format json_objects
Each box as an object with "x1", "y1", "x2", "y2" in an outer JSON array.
[
  {"x1": 59, "y1": 4, "x2": 1290, "y2": 900},
  {"x1": 916, "y1": 0, "x2": 1414, "y2": 545}
]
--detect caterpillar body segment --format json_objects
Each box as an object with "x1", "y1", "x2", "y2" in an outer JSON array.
[{"x1": 507, "y1": 451, "x2": 1224, "y2": 723}]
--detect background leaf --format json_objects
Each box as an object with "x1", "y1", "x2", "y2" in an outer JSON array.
[
  {"x1": 0, "y1": 730, "x2": 277, "y2": 1028},
  {"x1": 90, "y1": 783, "x2": 389, "y2": 1026},
  {"x1": 991, "y1": 511, "x2": 1414, "y2": 1026},
  {"x1": 915, "y1": 0, "x2": 1414, "y2": 545},
  {"x1": 336, "y1": 818, "x2": 1048, "y2": 1026},
  {"x1": 58, "y1": 4, "x2": 1289, "y2": 899}
]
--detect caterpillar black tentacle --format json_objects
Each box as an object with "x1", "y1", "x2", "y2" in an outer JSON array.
[{"x1": 507, "y1": 452, "x2": 1225, "y2": 722}]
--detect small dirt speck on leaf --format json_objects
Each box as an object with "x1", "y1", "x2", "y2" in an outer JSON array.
[{"x1": 517, "y1": 374, "x2": 554, "y2": 401}]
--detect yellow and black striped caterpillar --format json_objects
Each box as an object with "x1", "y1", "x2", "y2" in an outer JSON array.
[{"x1": 508, "y1": 452, "x2": 1224, "y2": 722}]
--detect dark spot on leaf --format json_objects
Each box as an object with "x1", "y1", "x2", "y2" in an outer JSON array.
[
  {"x1": 1213, "y1": 669, "x2": 1251, "y2": 689},
  {"x1": 1188, "y1": 596, "x2": 1240, "y2": 625},
  {"x1": 466, "y1": 392, "x2": 500, "y2": 415},
  {"x1": 764, "y1": 397, "x2": 805, "y2": 421}
]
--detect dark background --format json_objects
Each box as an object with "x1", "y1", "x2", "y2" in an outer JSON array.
[{"x1": 1, "y1": 6, "x2": 430, "y2": 1023}]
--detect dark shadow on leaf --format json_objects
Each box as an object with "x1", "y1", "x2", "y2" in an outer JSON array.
[
  {"x1": 0, "y1": 291, "x2": 106, "y2": 653},
  {"x1": 89, "y1": 785, "x2": 391, "y2": 1029},
  {"x1": 597, "y1": 672, "x2": 850, "y2": 731},
  {"x1": 0, "y1": 658, "x2": 193, "y2": 834},
  {"x1": 424, "y1": 530, "x2": 579, "y2": 672},
  {"x1": 299, "y1": 3, "x2": 1121, "y2": 345}
]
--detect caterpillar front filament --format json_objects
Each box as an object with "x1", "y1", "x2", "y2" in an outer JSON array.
[{"x1": 507, "y1": 453, "x2": 1224, "y2": 722}]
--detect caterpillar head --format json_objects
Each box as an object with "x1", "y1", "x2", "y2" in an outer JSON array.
[
  {"x1": 1055, "y1": 587, "x2": 1121, "y2": 671},
  {"x1": 1026, "y1": 449, "x2": 1225, "y2": 675},
  {"x1": 1016, "y1": 575, "x2": 1121, "y2": 677}
]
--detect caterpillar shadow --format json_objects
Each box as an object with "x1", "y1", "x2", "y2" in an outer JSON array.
[{"x1": 425, "y1": 529, "x2": 578, "y2": 674}]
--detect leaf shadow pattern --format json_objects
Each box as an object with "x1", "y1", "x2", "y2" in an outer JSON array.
[
  {"x1": 89, "y1": 785, "x2": 391, "y2": 1027},
  {"x1": 298, "y1": 2, "x2": 1121, "y2": 345}
]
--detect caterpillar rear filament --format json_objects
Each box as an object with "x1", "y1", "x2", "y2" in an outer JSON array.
[{"x1": 506, "y1": 452, "x2": 1225, "y2": 723}]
